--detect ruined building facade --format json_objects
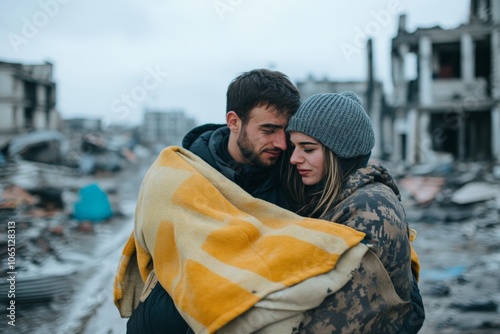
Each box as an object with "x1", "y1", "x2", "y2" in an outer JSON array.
[
  {"x1": 0, "y1": 61, "x2": 60, "y2": 134},
  {"x1": 391, "y1": 0, "x2": 500, "y2": 163}
]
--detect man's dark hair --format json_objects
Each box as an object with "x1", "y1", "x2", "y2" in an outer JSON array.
[{"x1": 226, "y1": 69, "x2": 300, "y2": 124}]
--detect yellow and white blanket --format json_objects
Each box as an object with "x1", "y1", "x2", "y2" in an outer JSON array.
[{"x1": 114, "y1": 146, "x2": 369, "y2": 334}]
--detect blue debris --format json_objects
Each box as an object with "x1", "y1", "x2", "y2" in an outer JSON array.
[
  {"x1": 420, "y1": 265, "x2": 466, "y2": 281},
  {"x1": 73, "y1": 183, "x2": 113, "y2": 222}
]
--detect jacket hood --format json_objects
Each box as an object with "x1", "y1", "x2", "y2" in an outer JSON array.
[
  {"x1": 338, "y1": 164, "x2": 401, "y2": 202},
  {"x1": 182, "y1": 124, "x2": 231, "y2": 175},
  {"x1": 182, "y1": 123, "x2": 225, "y2": 151}
]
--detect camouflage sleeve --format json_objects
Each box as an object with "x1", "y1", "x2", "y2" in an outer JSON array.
[
  {"x1": 337, "y1": 184, "x2": 425, "y2": 333},
  {"x1": 326, "y1": 183, "x2": 413, "y2": 301},
  {"x1": 299, "y1": 250, "x2": 414, "y2": 334}
]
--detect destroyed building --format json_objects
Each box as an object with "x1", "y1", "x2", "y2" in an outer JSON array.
[
  {"x1": 0, "y1": 60, "x2": 61, "y2": 135},
  {"x1": 390, "y1": 0, "x2": 500, "y2": 164}
]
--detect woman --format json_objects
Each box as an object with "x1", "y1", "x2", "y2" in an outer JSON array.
[{"x1": 284, "y1": 92, "x2": 423, "y2": 333}]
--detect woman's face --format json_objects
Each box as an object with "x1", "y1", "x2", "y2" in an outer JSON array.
[{"x1": 289, "y1": 132, "x2": 325, "y2": 186}]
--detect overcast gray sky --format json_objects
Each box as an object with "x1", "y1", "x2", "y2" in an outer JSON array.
[{"x1": 0, "y1": 0, "x2": 470, "y2": 126}]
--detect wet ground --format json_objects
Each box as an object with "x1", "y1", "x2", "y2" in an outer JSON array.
[
  {"x1": 0, "y1": 157, "x2": 151, "y2": 334},
  {"x1": 407, "y1": 207, "x2": 500, "y2": 333},
  {"x1": 2, "y1": 158, "x2": 500, "y2": 333}
]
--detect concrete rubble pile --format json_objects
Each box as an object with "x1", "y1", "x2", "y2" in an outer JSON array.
[
  {"x1": 0, "y1": 131, "x2": 143, "y2": 307},
  {"x1": 394, "y1": 160, "x2": 500, "y2": 333}
]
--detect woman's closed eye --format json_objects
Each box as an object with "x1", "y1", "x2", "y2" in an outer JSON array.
[{"x1": 303, "y1": 146, "x2": 315, "y2": 153}]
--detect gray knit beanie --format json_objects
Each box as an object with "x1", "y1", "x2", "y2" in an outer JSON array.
[{"x1": 286, "y1": 92, "x2": 375, "y2": 158}]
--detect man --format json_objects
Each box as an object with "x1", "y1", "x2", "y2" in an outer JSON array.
[
  {"x1": 126, "y1": 68, "x2": 301, "y2": 333},
  {"x1": 123, "y1": 69, "x2": 424, "y2": 333},
  {"x1": 181, "y1": 68, "x2": 300, "y2": 210}
]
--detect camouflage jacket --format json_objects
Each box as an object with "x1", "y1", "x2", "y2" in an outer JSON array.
[{"x1": 299, "y1": 164, "x2": 419, "y2": 333}]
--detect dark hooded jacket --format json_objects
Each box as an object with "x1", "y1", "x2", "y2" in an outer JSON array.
[
  {"x1": 182, "y1": 124, "x2": 291, "y2": 209},
  {"x1": 126, "y1": 124, "x2": 292, "y2": 334}
]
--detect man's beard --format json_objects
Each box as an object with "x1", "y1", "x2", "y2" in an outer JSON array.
[{"x1": 237, "y1": 127, "x2": 278, "y2": 168}]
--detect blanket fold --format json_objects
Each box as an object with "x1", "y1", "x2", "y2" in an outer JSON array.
[{"x1": 113, "y1": 146, "x2": 406, "y2": 333}]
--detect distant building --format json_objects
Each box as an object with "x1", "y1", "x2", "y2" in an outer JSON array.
[
  {"x1": 296, "y1": 39, "x2": 393, "y2": 159},
  {"x1": 0, "y1": 60, "x2": 60, "y2": 134},
  {"x1": 141, "y1": 109, "x2": 196, "y2": 147},
  {"x1": 390, "y1": 0, "x2": 500, "y2": 163}
]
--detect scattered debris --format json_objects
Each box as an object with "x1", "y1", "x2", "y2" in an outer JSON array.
[
  {"x1": 0, "y1": 272, "x2": 73, "y2": 304},
  {"x1": 450, "y1": 300, "x2": 498, "y2": 312},
  {"x1": 6, "y1": 130, "x2": 65, "y2": 164},
  {"x1": 420, "y1": 266, "x2": 466, "y2": 281},
  {"x1": 451, "y1": 182, "x2": 500, "y2": 205},
  {"x1": 0, "y1": 184, "x2": 37, "y2": 208},
  {"x1": 399, "y1": 176, "x2": 446, "y2": 205},
  {"x1": 76, "y1": 221, "x2": 95, "y2": 232},
  {"x1": 422, "y1": 281, "x2": 451, "y2": 297},
  {"x1": 492, "y1": 165, "x2": 500, "y2": 179},
  {"x1": 30, "y1": 187, "x2": 65, "y2": 211}
]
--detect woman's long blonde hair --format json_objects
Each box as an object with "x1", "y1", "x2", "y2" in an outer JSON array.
[{"x1": 282, "y1": 145, "x2": 343, "y2": 219}]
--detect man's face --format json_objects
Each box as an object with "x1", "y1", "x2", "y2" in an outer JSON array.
[{"x1": 236, "y1": 105, "x2": 289, "y2": 168}]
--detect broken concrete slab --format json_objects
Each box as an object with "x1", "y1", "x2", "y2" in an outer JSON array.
[
  {"x1": 451, "y1": 182, "x2": 499, "y2": 205},
  {"x1": 399, "y1": 176, "x2": 446, "y2": 205},
  {"x1": 7, "y1": 130, "x2": 65, "y2": 164},
  {"x1": 450, "y1": 300, "x2": 498, "y2": 312}
]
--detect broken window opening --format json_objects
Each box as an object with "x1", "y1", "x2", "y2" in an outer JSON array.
[
  {"x1": 430, "y1": 110, "x2": 492, "y2": 161},
  {"x1": 475, "y1": 37, "x2": 492, "y2": 96},
  {"x1": 432, "y1": 42, "x2": 462, "y2": 79}
]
